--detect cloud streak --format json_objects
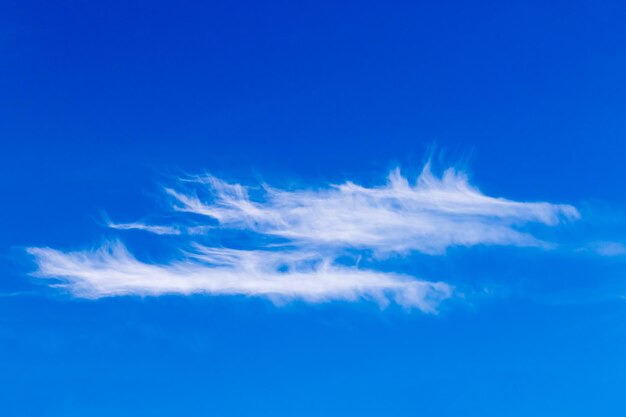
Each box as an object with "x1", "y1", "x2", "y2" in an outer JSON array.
[
  {"x1": 27, "y1": 243, "x2": 452, "y2": 311},
  {"x1": 166, "y1": 165, "x2": 579, "y2": 254},
  {"x1": 588, "y1": 241, "x2": 626, "y2": 257},
  {"x1": 108, "y1": 221, "x2": 213, "y2": 236},
  {"x1": 108, "y1": 222, "x2": 182, "y2": 235}
]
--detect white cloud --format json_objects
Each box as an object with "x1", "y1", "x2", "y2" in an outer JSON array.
[
  {"x1": 108, "y1": 221, "x2": 213, "y2": 236},
  {"x1": 108, "y1": 222, "x2": 182, "y2": 235},
  {"x1": 166, "y1": 164, "x2": 579, "y2": 255},
  {"x1": 28, "y1": 162, "x2": 579, "y2": 310},
  {"x1": 27, "y1": 242, "x2": 453, "y2": 312},
  {"x1": 589, "y1": 241, "x2": 626, "y2": 257}
]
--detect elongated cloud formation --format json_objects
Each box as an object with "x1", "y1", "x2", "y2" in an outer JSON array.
[
  {"x1": 108, "y1": 222, "x2": 182, "y2": 235},
  {"x1": 108, "y1": 222, "x2": 213, "y2": 236},
  {"x1": 27, "y1": 243, "x2": 452, "y2": 311},
  {"x1": 28, "y1": 163, "x2": 579, "y2": 311},
  {"x1": 166, "y1": 165, "x2": 579, "y2": 254}
]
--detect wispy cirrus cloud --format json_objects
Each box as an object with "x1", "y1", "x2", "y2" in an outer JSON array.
[
  {"x1": 588, "y1": 241, "x2": 626, "y2": 257},
  {"x1": 107, "y1": 221, "x2": 213, "y2": 236},
  {"x1": 27, "y1": 242, "x2": 452, "y2": 311},
  {"x1": 108, "y1": 222, "x2": 182, "y2": 235},
  {"x1": 165, "y1": 164, "x2": 579, "y2": 255},
  {"x1": 27, "y1": 162, "x2": 579, "y2": 311}
]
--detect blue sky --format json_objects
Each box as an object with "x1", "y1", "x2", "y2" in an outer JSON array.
[{"x1": 2, "y1": 0, "x2": 626, "y2": 415}]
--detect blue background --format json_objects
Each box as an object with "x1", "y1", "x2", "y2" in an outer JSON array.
[{"x1": 2, "y1": 1, "x2": 626, "y2": 415}]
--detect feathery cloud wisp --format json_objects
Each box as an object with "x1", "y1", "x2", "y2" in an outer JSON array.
[
  {"x1": 108, "y1": 222, "x2": 182, "y2": 235},
  {"x1": 166, "y1": 165, "x2": 579, "y2": 254},
  {"x1": 27, "y1": 243, "x2": 453, "y2": 311},
  {"x1": 589, "y1": 241, "x2": 626, "y2": 257}
]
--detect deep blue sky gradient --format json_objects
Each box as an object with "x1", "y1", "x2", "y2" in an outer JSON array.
[{"x1": 2, "y1": 1, "x2": 626, "y2": 415}]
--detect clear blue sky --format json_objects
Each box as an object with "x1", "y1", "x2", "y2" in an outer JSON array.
[{"x1": 2, "y1": 1, "x2": 626, "y2": 416}]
